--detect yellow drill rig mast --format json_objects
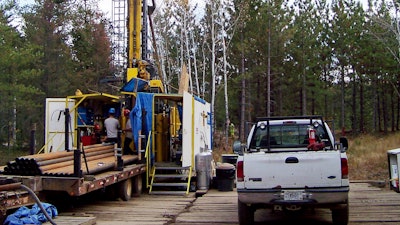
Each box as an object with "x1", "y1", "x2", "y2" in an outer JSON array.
[{"x1": 125, "y1": 0, "x2": 164, "y2": 93}]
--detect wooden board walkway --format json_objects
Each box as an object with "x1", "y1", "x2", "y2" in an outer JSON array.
[
  {"x1": 50, "y1": 181, "x2": 400, "y2": 225},
  {"x1": 57, "y1": 193, "x2": 196, "y2": 225},
  {"x1": 173, "y1": 182, "x2": 400, "y2": 225},
  {"x1": 43, "y1": 214, "x2": 96, "y2": 225}
]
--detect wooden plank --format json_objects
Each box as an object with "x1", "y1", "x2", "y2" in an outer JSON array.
[
  {"x1": 178, "y1": 64, "x2": 189, "y2": 94},
  {"x1": 60, "y1": 192, "x2": 196, "y2": 225},
  {"x1": 55, "y1": 182, "x2": 400, "y2": 225},
  {"x1": 42, "y1": 214, "x2": 96, "y2": 225},
  {"x1": 173, "y1": 182, "x2": 400, "y2": 224}
]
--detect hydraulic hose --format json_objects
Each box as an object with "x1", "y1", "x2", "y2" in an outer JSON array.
[
  {"x1": 20, "y1": 184, "x2": 57, "y2": 225},
  {"x1": 0, "y1": 183, "x2": 57, "y2": 225}
]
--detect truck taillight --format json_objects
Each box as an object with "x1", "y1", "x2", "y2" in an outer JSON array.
[
  {"x1": 341, "y1": 158, "x2": 348, "y2": 179},
  {"x1": 237, "y1": 161, "x2": 244, "y2": 182}
]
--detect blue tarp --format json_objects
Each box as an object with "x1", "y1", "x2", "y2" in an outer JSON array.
[
  {"x1": 194, "y1": 95, "x2": 206, "y2": 104},
  {"x1": 3, "y1": 203, "x2": 58, "y2": 225},
  {"x1": 130, "y1": 92, "x2": 154, "y2": 153},
  {"x1": 120, "y1": 77, "x2": 149, "y2": 92}
]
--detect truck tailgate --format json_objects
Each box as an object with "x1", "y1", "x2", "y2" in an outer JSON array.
[{"x1": 243, "y1": 151, "x2": 343, "y2": 189}]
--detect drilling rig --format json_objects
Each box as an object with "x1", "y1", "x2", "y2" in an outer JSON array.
[
  {"x1": 41, "y1": 0, "x2": 214, "y2": 196},
  {"x1": 112, "y1": 0, "x2": 163, "y2": 93}
]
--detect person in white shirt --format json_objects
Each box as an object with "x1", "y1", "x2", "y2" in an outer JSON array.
[{"x1": 104, "y1": 108, "x2": 120, "y2": 144}]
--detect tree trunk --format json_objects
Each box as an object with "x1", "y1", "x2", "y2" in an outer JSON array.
[
  {"x1": 302, "y1": 64, "x2": 306, "y2": 116},
  {"x1": 240, "y1": 26, "x2": 246, "y2": 142},
  {"x1": 222, "y1": 17, "x2": 230, "y2": 144},
  {"x1": 183, "y1": 10, "x2": 193, "y2": 94},
  {"x1": 373, "y1": 76, "x2": 378, "y2": 132},
  {"x1": 210, "y1": 3, "x2": 216, "y2": 134},
  {"x1": 391, "y1": 88, "x2": 395, "y2": 132},
  {"x1": 397, "y1": 76, "x2": 400, "y2": 131},
  {"x1": 377, "y1": 89, "x2": 382, "y2": 132},
  {"x1": 267, "y1": 17, "x2": 271, "y2": 117},
  {"x1": 12, "y1": 96, "x2": 17, "y2": 145},
  {"x1": 202, "y1": 42, "x2": 206, "y2": 98},
  {"x1": 382, "y1": 84, "x2": 388, "y2": 134},
  {"x1": 351, "y1": 73, "x2": 357, "y2": 134},
  {"x1": 324, "y1": 67, "x2": 328, "y2": 117},
  {"x1": 191, "y1": 32, "x2": 200, "y2": 95},
  {"x1": 340, "y1": 66, "x2": 345, "y2": 131},
  {"x1": 359, "y1": 76, "x2": 364, "y2": 133}
]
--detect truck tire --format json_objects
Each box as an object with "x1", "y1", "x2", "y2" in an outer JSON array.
[
  {"x1": 332, "y1": 203, "x2": 349, "y2": 225},
  {"x1": 131, "y1": 175, "x2": 143, "y2": 197},
  {"x1": 238, "y1": 199, "x2": 254, "y2": 225},
  {"x1": 118, "y1": 178, "x2": 132, "y2": 201}
]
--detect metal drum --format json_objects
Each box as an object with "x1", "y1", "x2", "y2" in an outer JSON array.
[{"x1": 195, "y1": 151, "x2": 212, "y2": 190}]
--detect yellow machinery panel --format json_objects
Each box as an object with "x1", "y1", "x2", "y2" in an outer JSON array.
[
  {"x1": 155, "y1": 113, "x2": 163, "y2": 162},
  {"x1": 149, "y1": 80, "x2": 164, "y2": 93},
  {"x1": 127, "y1": 68, "x2": 138, "y2": 81},
  {"x1": 128, "y1": 0, "x2": 141, "y2": 66},
  {"x1": 170, "y1": 106, "x2": 181, "y2": 137},
  {"x1": 155, "y1": 112, "x2": 170, "y2": 162}
]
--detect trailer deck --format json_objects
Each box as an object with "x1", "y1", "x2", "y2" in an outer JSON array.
[
  {"x1": 0, "y1": 161, "x2": 146, "y2": 221},
  {"x1": 2, "y1": 163, "x2": 145, "y2": 196}
]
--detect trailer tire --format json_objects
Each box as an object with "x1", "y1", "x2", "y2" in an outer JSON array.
[
  {"x1": 132, "y1": 175, "x2": 143, "y2": 197},
  {"x1": 118, "y1": 178, "x2": 132, "y2": 201}
]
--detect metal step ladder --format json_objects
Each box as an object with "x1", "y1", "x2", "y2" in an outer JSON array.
[{"x1": 149, "y1": 165, "x2": 192, "y2": 195}]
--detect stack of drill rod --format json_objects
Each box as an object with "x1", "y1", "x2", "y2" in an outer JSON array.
[{"x1": 2, "y1": 144, "x2": 137, "y2": 177}]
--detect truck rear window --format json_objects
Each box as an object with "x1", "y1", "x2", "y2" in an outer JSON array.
[{"x1": 250, "y1": 123, "x2": 330, "y2": 149}]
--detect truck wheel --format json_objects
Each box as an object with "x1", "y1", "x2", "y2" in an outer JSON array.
[
  {"x1": 131, "y1": 175, "x2": 143, "y2": 197},
  {"x1": 238, "y1": 199, "x2": 254, "y2": 225},
  {"x1": 332, "y1": 203, "x2": 349, "y2": 225},
  {"x1": 118, "y1": 178, "x2": 132, "y2": 201}
]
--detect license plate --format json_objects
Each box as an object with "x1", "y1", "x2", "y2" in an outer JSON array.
[{"x1": 283, "y1": 190, "x2": 303, "y2": 200}]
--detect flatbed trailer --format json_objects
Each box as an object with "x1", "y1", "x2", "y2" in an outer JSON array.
[
  {"x1": 0, "y1": 160, "x2": 146, "y2": 221},
  {"x1": 1, "y1": 163, "x2": 145, "y2": 197}
]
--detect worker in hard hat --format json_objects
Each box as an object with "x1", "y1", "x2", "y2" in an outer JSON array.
[
  {"x1": 104, "y1": 108, "x2": 120, "y2": 144},
  {"x1": 122, "y1": 109, "x2": 134, "y2": 155},
  {"x1": 92, "y1": 123, "x2": 102, "y2": 144}
]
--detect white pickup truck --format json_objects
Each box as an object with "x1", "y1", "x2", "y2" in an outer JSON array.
[{"x1": 234, "y1": 115, "x2": 349, "y2": 225}]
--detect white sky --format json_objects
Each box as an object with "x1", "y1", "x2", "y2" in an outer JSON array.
[
  {"x1": 17, "y1": 0, "x2": 206, "y2": 20},
  {"x1": 19, "y1": 0, "x2": 369, "y2": 18},
  {"x1": 97, "y1": 0, "x2": 205, "y2": 19}
]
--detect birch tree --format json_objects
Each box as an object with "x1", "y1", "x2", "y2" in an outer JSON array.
[
  {"x1": 153, "y1": 0, "x2": 199, "y2": 93},
  {"x1": 203, "y1": 0, "x2": 219, "y2": 132}
]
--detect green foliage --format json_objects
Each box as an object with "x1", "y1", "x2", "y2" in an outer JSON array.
[
  {"x1": 0, "y1": 0, "x2": 113, "y2": 148},
  {"x1": 70, "y1": 6, "x2": 114, "y2": 94},
  {"x1": 223, "y1": 0, "x2": 400, "y2": 136},
  {"x1": 0, "y1": 146, "x2": 29, "y2": 166},
  {"x1": 0, "y1": 2, "x2": 44, "y2": 146},
  {"x1": 2, "y1": 0, "x2": 400, "y2": 148}
]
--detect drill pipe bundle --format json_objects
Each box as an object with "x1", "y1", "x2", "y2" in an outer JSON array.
[
  {"x1": 1, "y1": 144, "x2": 136, "y2": 176},
  {"x1": 42, "y1": 155, "x2": 137, "y2": 176}
]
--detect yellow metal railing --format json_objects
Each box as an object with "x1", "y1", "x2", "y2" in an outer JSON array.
[
  {"x1": 149, "y1": 166, "x2": 156, "y2": 193},
  {"x1": 145, "y1": 131, "x2": 152, "y2": 189},
  {"x1": 38, "y1": 132, "x2": 66, "y2": 154},
  {"x1": 185, "y1": 166, "x2": 193, "y2": 194}
]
